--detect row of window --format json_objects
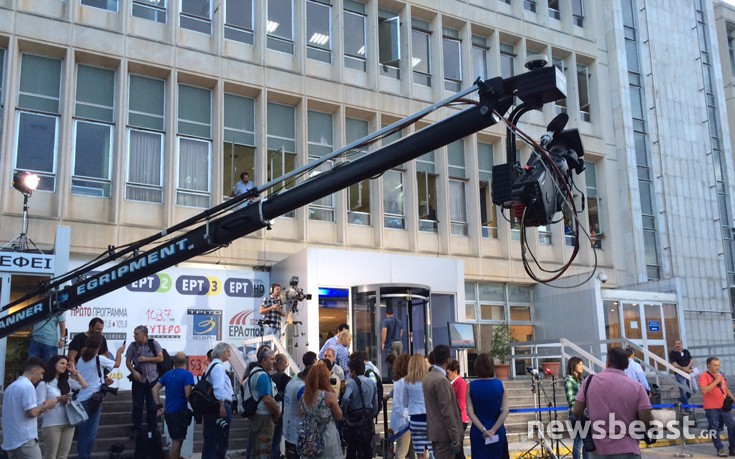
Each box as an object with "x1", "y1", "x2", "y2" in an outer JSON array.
[{"x1": 8, "y1": 50, "x2": 602, "y2": 244}]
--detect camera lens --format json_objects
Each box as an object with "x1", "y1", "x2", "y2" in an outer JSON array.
[{"x1": 215, "y1": 417, "x2": 229, "y2": 430}]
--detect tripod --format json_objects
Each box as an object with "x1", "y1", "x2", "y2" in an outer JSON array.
[
  {"x1": 516, "y1": 375, "x2": 558, "y2": 459},
  {"x1": 2, "y1": 192, "x2": 43, "y2": 253},
  {"x1": 548, "y1": 374, "x2": 570, "y2": 458}
]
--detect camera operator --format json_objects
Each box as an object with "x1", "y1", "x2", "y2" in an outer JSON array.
[
  {"x1": 75, "y1": 334, "x2": 124, "y2": 459},
  {"x1": 260, "y1": 283, "x2": 286, "y2": 341},
  {"x1": 125, "y1": 325, "x2": 163, "y2": 438}
]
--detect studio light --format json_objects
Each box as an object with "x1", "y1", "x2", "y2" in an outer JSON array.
[{"x1": 12, "y1": 171, "x2": 40, "y2": 196}]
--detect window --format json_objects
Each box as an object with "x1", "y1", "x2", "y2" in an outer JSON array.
[
  {"x1": 443, "y1": 28, "x2": 461, "y2": 92},
  {"x1": 572, "y1": 0, "x2": 584, "y2": 27},
  {"x1": 133, "y1": 0, "x2": 166, "y2": 22},
  {"x1": 417, "y1": 152, "x2": 438, "y2": 232},
  {"x1": 548, "y1": 0, "x2": 560, "y2": 19},
  {"x1": 176, "y1": 84, "x2": 211, "y2": 208},
  {"x1": 500, "y1": 42, "x2": 515, "y2": 78},
  {"x1": 383, "y1": 170, "x2": 404, "y2": 229},
  {"x1": 14, "y1": 54, "x2": 62, "y2": 192},
  {"x1": 267, "y1": 102, "x2": 297, "y2": 217},
  {"x1": 472, "y1": 35, "x2": 490, "y2": 81},
  {"x1": 268, "y1": 0, "x2": 294, "y2": 54},
  {"x1": 524, "y1": 0, "x2": 536, "y2": 13},
  {"x1": 379, "y1": 10, "x2": 400, "y2": 78},
  {"x1": 225, "y1": 0, "x2": 254, "y2": 44},
  {"x1": 412, "y1": 19, "x2": 431, "y2": 86},
  {"x1": 552, "y1": 56, "x2": 567, "y2": 114},
  {"x1": 586, "y1": 163, "x2": 603, "y2": 249},
  {"x1": 223, "y1": 94, "x2": 255, "y2": 199},
  {"x1": 82, "y1": 0, "x2": 118, "y2": 12},
  {"x1": 308, "y1": 111, "x2": 334, "y2": 222},
  {"x1": 478, "y1": 142, "x2": 497, "y2": 238},
  {"x1": 344, "y1": 0, "x2": 367, "y2": 71},
  {"x1": 127, "y1": 75, "x2": 165, "y2": 203},
  {"x1": 307, "y1": 0, "x2": 332, "y2": 63},
  {"x1": 577, "y1": 64, "x2": 591, "y2": 121},
  {"x1": 180, "y1": 0, "x2": 211, "y2": 34},
  {"x1": 448, "y1": 141, "x2": 468, "y2": 236},
  {"x1": 729, "y1": 35, "x2": 735, "y2": 77},
  {"x1": 346, "y1": 118, "x2": 370, "y2": 225},
  {"x1": 72, "y1": 65, "x2": 115, "y2": 198}
]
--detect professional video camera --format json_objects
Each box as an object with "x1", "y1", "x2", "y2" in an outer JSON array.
[{"x1": 282, "y1": 276, "x2": 312, "y2": 313}]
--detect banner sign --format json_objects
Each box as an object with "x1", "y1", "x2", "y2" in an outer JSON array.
[
  {"x1": 0, "y1": 252, "x2": 55, "y2": 274},
  {"x1": 65, "y1": 267, "x2": 269, "y2": 390}
]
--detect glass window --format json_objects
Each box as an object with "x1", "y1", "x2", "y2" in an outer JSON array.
[
  {"x1": 267, "y1": 102, "x2": 297, "y2": 217},
  {"x1": 225, "y1": 0, "x2": 254, "y2": 44},
  {"x1": 344, "y1": 1, "x2": 367, "y2": 71},
  {"x1": 479, "y1": 282, "x2": 505, "y2": 301},
  {"x1": 478, "y1": 142, "x2": 497, "y2": 238},
  {"x1": 180, "y1": 0, "x2": 211, "y2": 34},
  {"x1": 443, "y1": 29, "x2": 461, "y2": 92},
  {"x1": 577, "y1": 64, "x2": 591, "y2": 121},
  {"x1": 417, "y1": 152, "x2": 437, "y2": 232},
  {"x1": 307, "y1": 0, "x2": 332, "y2": 63},
  {"x1": 481, "y1": 304, "x2": 505, "y2": 321},
  {"x1": 524, "y1": 0, "x2": 536, "y2": 12},
  {"x1": 223, "y1": 93, "x2": 256, "y2": 199},
  {"x1": 448, "y1": 140, "x2": 467, "y2": 236},
  {"x1": 132, "y1": 0, "x2": 166, "y2": 23},
  {"x1": 472, "y1": 35, "x2": 489, "y2": 81},
  {"x1": 15, "y1": 54, "x2": 62, "y2": 192},
  {"x1": 384, "y1": 170, "x2": 405, "y2": 229},
  {"x1": 412, "y1": 19, "x2": 431, "y2": 86},
  {"x1": 508, "y1": 285, "x2": 531, "y2": 302},
  {"x1": 553, "y1": 57, "x2": 567, "y2": 114},
  {"x1": 465, "y1": 303, "x2": 476, "y2": 321},
  {"x1": 379, "y1": 11, "x2": 400, "y2": 78},
  {"x1": 127, "y1": 75, "x2": 165, "y2": 203},
  {"x1": 586, "y1": 164, "x2": 604, "y2": 249},
  {"x1": 308, "y1": 111, "x2": 335, "y2": 222},
  {"x1": 268, "y1": 0, "x2": 294, "y2": 54},
  {"x1": 346, "y1": 117, "x2": 370, "y2": 225},
  {"x1": 572, "y1": 0, "x2": 584, "y2": 27},
  {"x1": 82, "y1": 0, "x2": 118, "y2": 12},
  {"x1": 500, "y1": 42, "x2": 515, "y2": 78},
  {"x1": 176, "y1": 84, "x2": 211, "y2": 208},
  {"x1": 548, "y1": 0, "x2": 560, "y2": 19}
]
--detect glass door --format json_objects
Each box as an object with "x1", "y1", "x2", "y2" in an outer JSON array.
[{"x1": 643, "y1": 303, "x2": 667, "y2": 370}]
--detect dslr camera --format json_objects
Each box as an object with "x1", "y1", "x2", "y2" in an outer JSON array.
[
  {"x1": 100, "y1": 383, "x2": 119, "y2": 396},
  {"x1": 215, "y1": 417, "x2": 230, "y2": 430}
]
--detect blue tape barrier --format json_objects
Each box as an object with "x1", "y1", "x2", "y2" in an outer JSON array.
[
  {"x1": 507, "y1": 403, "x2": 703, "y2": 414},
  {"x1": 388, "y1": 425, "x2": 411, "y2": 442}
]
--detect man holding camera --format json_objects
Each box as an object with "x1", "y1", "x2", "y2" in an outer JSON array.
[
  {"x1": 203, "y1": 343, "x2": 234, "y2": 459},
  {"x1": 699, "y1": 357, "x2": 735, "y2": 457},
  {"x1": 125, "y1": 325, "x2": 163, "y2": 438},
  {"x1": 573, "y1": 347, "x2": 652, "y2": 459},
  {"x1": 260, "y1": 283, "x2": 286, "y2": 341}
]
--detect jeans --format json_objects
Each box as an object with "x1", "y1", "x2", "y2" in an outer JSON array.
[
  {"x1": 271, "y1": 420, "x2": 283, "y2": 459},
  {"x1": 76, "y1": 398, "x2": 103, "y2": 459},
  {"x1": 202, "y1": 402, "x2": 232, "y2": 459},
  {"x1": 568, "y1": 413, "x2": 589, "y2": 459},
  {"x1": 28, "y1": 340, "x2": 58, "y2": 362},
  {"x1": 705, "y1": 408, "x2": 735, "y2": 451},
  {"x1": 132, "y1": 379, "x2": 159, "y2": 431},
  {"x1": 675, "y1": 373, "x2": 691, "y2": 405}
]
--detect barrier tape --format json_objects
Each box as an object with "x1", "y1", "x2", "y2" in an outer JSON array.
[
  {"x1": 387, "y1": 425, "x2": 410, "y2": 442},
  {"x1": 508, "y1": 403, "x2": 703, "y2": 414}
]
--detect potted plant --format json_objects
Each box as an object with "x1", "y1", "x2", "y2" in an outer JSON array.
[
  {"x1": 541, "y1": 358, "x2": 562, "y2": 379},
  {"x1": 490, "y1": 323, "x2": 514, "y2": 379}
]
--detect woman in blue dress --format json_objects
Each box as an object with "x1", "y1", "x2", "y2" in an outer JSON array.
[{"x1": 466, "y1": 353, "x2": 510, "y2": 459}]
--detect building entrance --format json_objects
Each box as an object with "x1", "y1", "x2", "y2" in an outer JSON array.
[{"x1": 351, "y1": 284, "x2": 431, "y2": 379}]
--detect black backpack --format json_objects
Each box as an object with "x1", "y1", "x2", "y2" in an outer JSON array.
[
  {"x1": 364, "y1": 367, "x2": 383, "y2": 419},
  {"x1": 147, "y1": 339, "x2": 174, "y2": 377},
  {"x1": 189, "y1": 362, "x2": 220, "y2": 417}
]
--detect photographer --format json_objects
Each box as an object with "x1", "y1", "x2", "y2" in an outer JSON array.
[
  {"x1": 202, "y1": 343, "x2": 234, "y2": 459},
  {"x1": 699, "y1": 357, "x2": 735, "y2": 457},
  {"x1": 125, "y1": 325, "x2": 163, "y2": 438},
  {"x1": 75, "y1": 334, "x2": 124, "y2": 459}
]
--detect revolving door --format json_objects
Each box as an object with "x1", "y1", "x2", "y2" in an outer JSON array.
[{"x1": 351, "y1": 284, "x2": 431, "y2": 379}]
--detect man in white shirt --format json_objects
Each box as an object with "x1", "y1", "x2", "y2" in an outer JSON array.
[
  {"x1": 624, "y1": 347, "x2": 651, "y2": 394},
  {"x1": 202, "y1": 343, "x2": 234, "y2": 459},
  {"x1": 1, "y1": 358, "x2": 58, "y2": 459}
]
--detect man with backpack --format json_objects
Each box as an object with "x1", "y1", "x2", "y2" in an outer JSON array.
[
  {"x1": 125, "y1": 325, "x2": 164, "y2": 438},
  {"x1": 341, "y1": 358, "x2": 379, "y2": 459},
  {"x1": 152, "y1": 352, "x2": 195, "y2": 459},
  {"x1": 202, "y1": 343, "x2": 234, "y2": 459},
  {"x1": 244, "y1": 348, "x2": 281, "y2": 459}
]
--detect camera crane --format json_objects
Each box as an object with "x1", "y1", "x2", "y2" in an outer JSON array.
[{"x1": 0, "y1": 66, "x2": 585, "y2": 339}]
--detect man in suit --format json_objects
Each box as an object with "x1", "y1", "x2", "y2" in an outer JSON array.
[{"x1": 423, "y1": 344, "x2": 464, "y2": 458}]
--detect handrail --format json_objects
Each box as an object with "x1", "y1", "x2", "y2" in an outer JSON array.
[
  {"x1": 559, "y1": 338, "x2": 605, "y2": 375},
  {"x1": 619, "y1": 338, "x2": 692, "y2": 395},
  {"x1": 242, "y1": 335, "x2": 301, "y2": 376}
]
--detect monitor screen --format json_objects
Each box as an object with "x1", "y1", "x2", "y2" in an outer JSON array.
[{"x1": 448, "y1": 322, "x2": 476, "y2": 349}]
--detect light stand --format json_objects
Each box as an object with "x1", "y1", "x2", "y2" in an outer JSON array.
[
  {"x1": 3, "y1": 172, "x2": 42, "y2": 253},
  {"x1": 516, "y1": 374, "x2": 558, "y2": 459},
  {"x1": 547, "y1": 373, "x2": 570, "y2": 458}
]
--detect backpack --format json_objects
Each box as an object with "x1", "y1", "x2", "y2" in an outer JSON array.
[
  {"x1": 240, "y1": 367, "x2": 265, "y2": 418},
  {"x1": 364, "y1": 367, "x2": 382, "y2": 419},
  {"x1": 189, "y1": 362, "x2": 220, "y2": 417},
  {"x1": 133, "y1": 429, "x2": 164, "y2": 459},
  {"x1": 147, "y1": 339, "x2": 174, "y2": 377}
]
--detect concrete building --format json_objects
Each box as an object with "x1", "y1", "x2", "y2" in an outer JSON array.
[{"x1": 0, "y1": 0, "x2": 733, "y2": 384}]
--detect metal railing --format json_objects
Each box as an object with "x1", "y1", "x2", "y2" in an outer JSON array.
[{"x1": 242, "y1": 335, "x2": 301, "y2": 376}]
